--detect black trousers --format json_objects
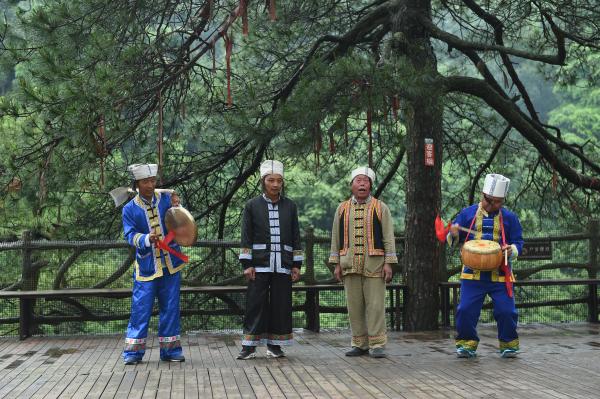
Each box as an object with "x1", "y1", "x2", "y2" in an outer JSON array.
[{"x1": 242, "y1": 272, "x2": 293, "y2": 346}]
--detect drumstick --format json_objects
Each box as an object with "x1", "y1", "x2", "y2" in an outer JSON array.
[{"x1": 454, "y1": 225, "x2": 475, "y2": 235}]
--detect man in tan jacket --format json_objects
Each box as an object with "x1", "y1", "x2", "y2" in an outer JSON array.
[{"x1": 329, "y1": 167, "x2": 397, "y2": 358}]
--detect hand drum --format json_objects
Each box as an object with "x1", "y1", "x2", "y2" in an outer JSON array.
[{"x1": 164, "y1": 206, "x2": 198, "y2": 247}]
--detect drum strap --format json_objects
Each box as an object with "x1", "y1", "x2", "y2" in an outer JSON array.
[
  {"x1": 464, "y1": 213, "x2": 478, "y2": 242},
  {"x1": 498, "y1": 211, "x2": 513, "y2": 298}
]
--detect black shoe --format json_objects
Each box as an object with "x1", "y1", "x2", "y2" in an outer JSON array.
[
  {"x1": 237, "y1": 346, "x2": 256, "y2": 360},
  {"x1": 369, "y1": 348, "x2": 386, "y2": 358},
  {"x1": 266, "y1": 344, "x2": 285, "y2": 358},
  {"x1": 345, "y1": 347, "x2": 369, "y2": 357},
  {"x1": 123, "y1": 355, "x2": 141, "y2": 365}
]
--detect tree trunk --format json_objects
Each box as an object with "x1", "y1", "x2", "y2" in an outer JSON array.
[{"x1": 395, "y1": 0, "x2": 443, "y2": 331}]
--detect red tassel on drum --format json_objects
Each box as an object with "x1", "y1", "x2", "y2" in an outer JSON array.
[
  {"x1": 224, "y1": 33, "x2": 233, "y2": 106},
  {"x1": 434, "y1": 214, "x2": 451, "y2": 243}
]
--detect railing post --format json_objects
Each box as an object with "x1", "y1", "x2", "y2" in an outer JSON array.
[
  {"x1": 395, "y1": 286, "x2": 402, "y2": 331},
  {"x1": 440, "y1": 284, "x2": 451, "y2": 328},
  {"x1": 588, "y1": 220, "x2": 599, "y2": 322},
  {"x1": 389, "y1": 286, "x2": 395, "y2": 330},
  {"x1": 589, "y1": 282, "x2": 599, "y2": 323},
  {"x1": 304, "y1": 227, "x2": 321, "y2": 331},
  {"x1": 304, "y1": 226, "x2": 315, "y2": 284},
  {"x1": 305, "y1": 288, "x2": 320, "y2": 332},
  {"x1": 588, "y1": 219, "x2": 599, "y2": 279},
  {"x1": 396, "y1": 285, "x2": 408, "y2": 331},
  {"x1": 451, "y1": 286, "x2": 459, "y2": 327},
  {"x1": 19, "y1": 230, "x2": 34, "y2": 340}
]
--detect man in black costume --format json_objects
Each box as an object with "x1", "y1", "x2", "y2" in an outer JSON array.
[{"x1": 237, "y1": 160, "x2": 303, "y2": 360}]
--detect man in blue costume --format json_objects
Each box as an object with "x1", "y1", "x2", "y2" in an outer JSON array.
[
  {"x1": 121, "y1": 163, "x2": 186, "y2": 365},
  {"x1": 449, "y1": 173, "x2": 524, "y2": 358}
]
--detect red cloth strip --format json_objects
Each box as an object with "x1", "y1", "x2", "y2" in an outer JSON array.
[{"x1": 156, "y1": 231, "x2": 189, "y2": 263}]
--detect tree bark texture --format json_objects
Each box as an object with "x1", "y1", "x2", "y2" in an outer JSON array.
[{"x1": 395, "y1": 0, "x2": 442, "y2": 331}]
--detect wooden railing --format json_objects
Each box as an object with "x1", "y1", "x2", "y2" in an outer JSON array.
[
  {"x1": 1, "y1": 220, "x2": 599, "y2": 338},
  {"x1": 0, "y1": 284, "x2": 408, "y2": 340},
  {"x1": 440, "y1": 279, "x2": 600, "y2": 327}
]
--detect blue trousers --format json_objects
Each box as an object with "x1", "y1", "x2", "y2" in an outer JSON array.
[
  {"x1": 122, "y1": 271, "x2": 183, "y2": 360},
  {"x1": 456, "y1": 279, "x2": 519, "y2": 350}
]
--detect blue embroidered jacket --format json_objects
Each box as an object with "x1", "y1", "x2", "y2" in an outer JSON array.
[
  {"x1": 122, "y1": 191, "x2": 185, "y2": 281},
  {"x1": 449, "y1": 204, "x2": 524, "y2": 282}
]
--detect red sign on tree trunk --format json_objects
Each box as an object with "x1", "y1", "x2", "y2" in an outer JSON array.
[{"x1": 425, "y1": 138, "x2": 434, "y2": 166}]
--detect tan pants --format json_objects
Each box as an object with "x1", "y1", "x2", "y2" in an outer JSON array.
[{"x1": 343, "y1": 274, "x2": 387, "y2": 349}]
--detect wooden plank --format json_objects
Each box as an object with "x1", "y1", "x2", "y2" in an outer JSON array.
[
  {"x1": 0, "y1": 337, "x2": 65, "y2": 395},
  {"x1": 278, "y1": 365, "x2": 315, "y2": 398},
  {"x1": 284, "y1": 364, "x2": 330, "y2": 398},
  {"x1": 98, "y1": 371, "x2": 126, "y2": 399},
  {"x1": 267, "y1": 366, "x2": 302, "y2": 399},
  {"x1": 183, "y1": 368, "x2": 199, "y2": 399},
  {"x1": 141, "y1": 370, "x2": 161, "y2": 399},
  {"x1": 198, "y1": 336, "x2": 215, "y2": 368},
  {"x1": 255, "y1": 365, "x2": 288, "y2": 398},
  {"x1": 52, "y1": 372, "x2": 90, "y2": 399},
  {"x1": 231, "y1": 367, "x2": 257, "y2": 399},
  {"x1": 187, "y1": 333, "x2": 204, "y2": 369},
  {"x1": 303, "y1": 364, "x2": 347, "y2": 398},
  {"x1": 65, "y1": 372, "x2": 102, "y2": 398},
  {"x1": 0, "y1": 325, "x2": 599, "y2": 398},
  {"x1": 196, "y1": 368, "x2": 210, "y2": 398},
  {"x1": 156, "y1": 369, "x2": 172, "y2": 399},
  {"x1": 125, "y1": 370, "x2": 150, "y2": 399},
  {"x1": 242, "y1": 366, "x2": 270, "y2": 399},
  {"x1": 207, "y1": 367, "x2": 227, "y2": 399},
  {"x1": 170, "y1": 368, "x2": 186, "y2": 399},
  {"x1": 3, "y1": 370, "x2": 43, "y2": 398},
  {"x1": 112, "y1": 370, "x2": 138, "y2": 399},
  {"x1": 29, "y1": 372, "x2": 66, "y2": 399},
  {"x1": 220, "y1": 367, "x2": 242, "y2": 399},
  {"x1": 40, "y1": 373, "x2": 79, "y2": 399},
  {"x1": 84, "y1": 372, "x2": 113, "y2": 399}
]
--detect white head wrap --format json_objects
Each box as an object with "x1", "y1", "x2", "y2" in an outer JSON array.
[
  {"x1": 260, "y1": 160, "x2": 284, "y2": 178},
  {"x1": 127, "y1": 164, "x2": 158, "y2": 181},
  {"x1": 482, "y1": 173, "x2": 510, "y2": 198},
  {"x1": 350, "y1": 166, "x2": 376, "y2": 184}
]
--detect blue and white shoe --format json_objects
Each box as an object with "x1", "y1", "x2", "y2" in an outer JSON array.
[
  {"x1": 123, "y1": 355, "x2": 141, "y2": 365},
  {"x1": 500, "y1": 349, "x2": 518, "y2": 358},
  {"x1": 456, "y1": 347, "x2": 476, "y2": 358}
]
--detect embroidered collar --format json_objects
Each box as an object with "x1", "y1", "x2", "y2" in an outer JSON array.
[
  {"x1": 351, "y1": 195, "x2": 372, "y2": 205},
  {"x1": 262, "y1": 193, "x2": 282, "y2": 204},
  {"x1": 478, "y1": 202, "x2": 501, "y2": 218},
  {"x1": 139, "y1": 193, "x2": 157, "y2": 207}
]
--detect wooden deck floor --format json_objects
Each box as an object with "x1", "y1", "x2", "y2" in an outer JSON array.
[{"x1": 0, "y1": 323, "x2": 599, "y2": 398}]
